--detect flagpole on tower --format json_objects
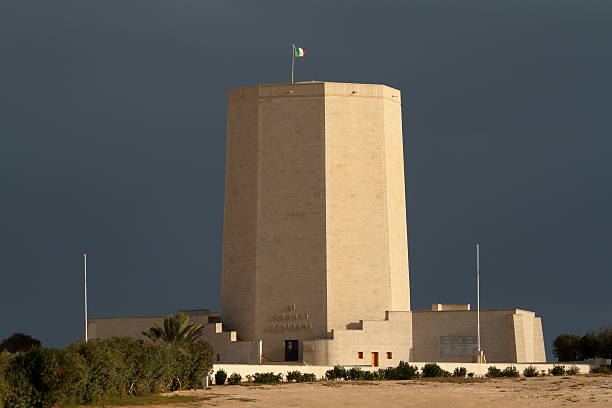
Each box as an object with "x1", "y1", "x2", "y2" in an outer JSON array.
[
  {"x1": 84, "y1": 253, "x2": 88, "y2": 342},
  {"x1": 476, "y1": 243, "x2": 480, "y2": 353},
  {"x1": 291, "y1": 44, "x2": 295, "y2": 84}
]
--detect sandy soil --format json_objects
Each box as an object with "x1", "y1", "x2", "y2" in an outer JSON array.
[{"x1": 152, "y1": 375, "x2": 612, "y2": 408}]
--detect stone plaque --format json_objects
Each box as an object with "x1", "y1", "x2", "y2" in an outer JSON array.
[{"x1": 438, "y1": 336, "x2": 478, "y2": 356}]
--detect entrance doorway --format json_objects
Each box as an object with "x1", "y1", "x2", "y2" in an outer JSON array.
[
  {"x1": 285, "y1": 340, "x2": 299, "y2": 361},
  {"x1": 371, "y1": 352, "x2": 379, "y2": 367}
]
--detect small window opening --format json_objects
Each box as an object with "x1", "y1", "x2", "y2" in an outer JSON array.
[
  {"x1": 358, "y1": 352, "x2": 364, "y2": 359},
  {"x1": 386, "y1": 352, "x2": 392, "y2": 359}
]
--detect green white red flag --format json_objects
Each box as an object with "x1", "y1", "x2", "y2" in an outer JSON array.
[
  {"x1": 294, "y1": 46, "x2": 306, "y2": 57},
  {"x1": 291, "y1": 44, "x2": 307, "y2": 84}
]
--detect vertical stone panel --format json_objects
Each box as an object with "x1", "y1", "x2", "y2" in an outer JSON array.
[
  {"x1": 513, "y1": 314, "x2": 526, "y2": 363},
  {"x1": 533, "y1": 317, "x2": 546, "y2": 362},
  {"x1": 382, "y1": 91, "x2": 410, "y2": 311},
  {"x1": 324, "y1": 83, "x2": 393, "y2": 330},
  {"x1": 523, "y1": 313, "x2": 535, "y2": 362},
  {"x1": 221, "y1": 86, "x2": 259, "y2": 339},
  {"x1": 254, "y1": 84, "x2": 328, "y2": 361}
]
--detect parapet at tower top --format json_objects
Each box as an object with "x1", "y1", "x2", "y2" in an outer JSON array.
[{"x1": 228, "y1": 81, "x2": 401, "y2": 102}]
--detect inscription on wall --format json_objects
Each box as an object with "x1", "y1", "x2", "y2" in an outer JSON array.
[
  {"x1": 438, "y1": 336, "x2": 478, "y2": 356},
  {"x1": 270, "y1": 304, "x2": 312, "y2": 332}
]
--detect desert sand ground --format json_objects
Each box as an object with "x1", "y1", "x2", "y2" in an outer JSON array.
[{"x1": 145, "y1": 375, "x2": 612, "y2": 408}]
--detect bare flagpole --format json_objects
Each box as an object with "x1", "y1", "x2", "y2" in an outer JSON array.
[
  {"x1": 84, "y1": 253, "x2": 88, "y2": 342},
  {"x1": 476, "y1": 244, "x2": 480, "y2": 353},
  {"x1": 291, "y1": 44, "x2": 295, "y2": 84}
]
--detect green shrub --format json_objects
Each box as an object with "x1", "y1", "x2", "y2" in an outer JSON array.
[
  {"x1": 376, "y1": 368, "x2": 389, "y2": 380},
  {"x1": 0, "y1": 350, "x2": 15, "y2": 368},
  {"x1": 325, "y1": 363, "x2": 418, "y2": 382},
  {"x1": 251, "y1": 372, "x2": 283, "y2": 384},
  {"x1": 389, "y1": 362, "x2": 420, "y2": 380},
  {"x1": 285, "y1": 371, "x2": 302, "y2": 382},
  {"x1": 378, "y1": 367, "x2": 393, "y2": 380},
  {"x1": 0, "y1": 337, "x2": 212, "y2": 407},
  {"x1": 64, "y1": 339, "x2": 128, "y2": 401},
  {"x1": 173, "y1": 340, "x2": 213, "y2": 390},
  {"x1": 345, "y1": 367, "x2": 364, "y2": 380},
  {"x1": 214, "y1": 369, "x2": 227, "y2": 385},
  {"x1": 362, "y1": 370, "x2": 377, "y2": 381},
  {"x1": 3, "y1": 347, "x2": 74, "y2": 408},
  {"x1": 67, "y1": 337, "x2": 211, "y2": 397},
  {"x1": 0, "y1": 374, "x2": 8, "y2": 406},
  {"x1": 376, "y1": 368, "x2": 387, "y2": 380},
  {"x1": 549, "y1": 365, "x2": 566, "y2": 376},
  {"x1": 565, "y1": 365, "x2": 580, "y2": 375},
  {"x1": 0, "y1": 351, "x2": 14, "y2": 406},
  {"x1": 2, "y1": 346, "x2": 88, "y2": 408},
  {"x1": 502, "y1": 366, "x2": 519, "y2": 378},
  {"x1": 485, "y1": 365, "x2": 520, "y2": 378},
  {"x1": 453, "y1": 367, "x2": 467, "y2": 377},
  {"x1": 522, "y1": 365, "x2": 539, "y2": 377},
  {"x1": 591, "y1": 366, "x2": 612, "y2": 374},
  {"x1": 227, "y1": 373, "x2": 241, "y2": 385},
  {"x1": 300, "y1": 373, "x2": 317, "y2": 382},
  {"x1": 421, "y1": 363, "x2": 450, "y2": 378},
  {"x1": 485, "y1": 366, "x2": 503, "y2": 378},
  {"x1": 285, "y1": 371, "x2": 316, "y2": 382},
  {"x1": 325, "y1": 366, "x2": 347, "y2": 380},
  {"x1": 467, "y1": 372, "x2": 475, "y2": 378}
]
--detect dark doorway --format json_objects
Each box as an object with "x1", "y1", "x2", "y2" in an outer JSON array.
[
  {"x1": 371, "y1": 351, "x2": 379, "y2": 367},
  {"x1": 285, "y1": 340, "x2": 299, "y2": 361}
]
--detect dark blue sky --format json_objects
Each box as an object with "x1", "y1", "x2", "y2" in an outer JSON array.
[{"x1": 1, "y1": 1, "x2": 611, "y2": 360}]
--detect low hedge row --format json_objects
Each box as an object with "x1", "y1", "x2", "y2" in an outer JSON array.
[
  {"x1": 486, "y1": 364, "x2": 581, "y2": 378},
  {"x1": 214, "y1": 370, "x2": 317, "y2": 385},
  {"x1": 325, "y1": 362, "x2": 462, "y2": 381},
  {"x1": 285, "y1": 371, "x2": 317, "y2": 383},
  {"x1": 485, "y1": 365, "x2": 519, "y2": 378},
  {"x1": 212, "y1": 362, "x2": 590, "y2": 387},
  {"x1": 216, "y1": 363, "x2": 469, "y2": 383},
  {"x1": 324, "y1": 363, "x2": 583, "y2": 381},
  {"x1": 0, "y1": 338, "x2": 212, "y2": 408}
]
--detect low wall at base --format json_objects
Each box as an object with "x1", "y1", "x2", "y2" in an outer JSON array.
[{"x1": 211, "y1": 362, "x2": 592, "y2": 384}]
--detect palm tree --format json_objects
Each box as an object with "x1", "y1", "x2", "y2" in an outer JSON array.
[{"x1": 142, "y1": 313, "x2": 203, "y2": 345}]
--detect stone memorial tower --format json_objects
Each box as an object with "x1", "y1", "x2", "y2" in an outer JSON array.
[{"x1": 221, "y1": 82, "x2": 410, "y2": 362}]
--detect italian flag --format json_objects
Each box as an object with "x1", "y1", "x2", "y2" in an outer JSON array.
[{"x1": 294, "y1": 46, "x2": 306, "y2": 57}]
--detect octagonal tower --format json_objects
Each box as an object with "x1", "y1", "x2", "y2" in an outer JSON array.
[{"x1": 221, "y1": 82, "x2": 410, "y2": 362}]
